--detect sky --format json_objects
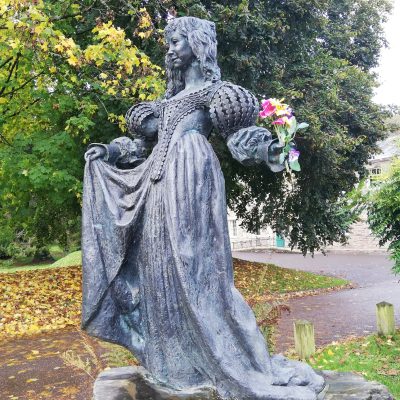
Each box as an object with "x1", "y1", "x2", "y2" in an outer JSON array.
[{"x1": 373, "y1": 0, "x2": 400, "y2": 107}]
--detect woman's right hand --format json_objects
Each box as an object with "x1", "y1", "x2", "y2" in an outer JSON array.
[{"x1": 84, "y1": 145, "x2": 107, "y2": 162}]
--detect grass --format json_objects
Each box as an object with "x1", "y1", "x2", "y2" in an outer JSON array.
[
  {"x1": 51, "y1": 251, "x2": 82, "y2": 268},
  {"x1": 0, "y1": 250, "x2": 81, "y2": 273},
  {"x1": 233, "y1": 258, "x2": 349, "y2": 300},
  {"x1": 305, "y1": 331, "x2": 400, "y2": 399}
]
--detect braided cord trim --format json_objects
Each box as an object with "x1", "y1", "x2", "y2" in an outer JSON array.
[{"x1": 150, "y1": 83, "x2": 221, "y2": 182}]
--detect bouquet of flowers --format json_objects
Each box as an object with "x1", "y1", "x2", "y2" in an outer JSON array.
[{"x1": 259, "y1": 98, "x2": 308, "y2": 172}]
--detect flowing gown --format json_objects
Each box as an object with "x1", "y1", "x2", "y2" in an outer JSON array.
[{"x1": 81, "y1": 81, "x2": 324, "y2": 400}]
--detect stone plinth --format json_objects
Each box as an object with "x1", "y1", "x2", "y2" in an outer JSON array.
[
  {"x1": 316, "y1": 370, "x2": 394, "y2": 399},
  {"x1": 93, "y1": 366, "x2": 219, "y2": 400},
  {"x1": 94, "y1": 367, "x2": 394, "y2": 400}
]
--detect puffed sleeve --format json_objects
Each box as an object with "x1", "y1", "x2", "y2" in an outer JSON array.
[
  {"x1": 91, "y1": 101, "x2": 160, "y2": 167},
  {"x1": 209, "y1": 83, "x2": 284, "y2": 171},
  {"x1": 125, "y1": 101, "x2": 160, "y2": 141}
]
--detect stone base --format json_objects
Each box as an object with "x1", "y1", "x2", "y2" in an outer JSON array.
[
  {"x1": 93, "y1": 366, "x2": 219, "y2": 400},
  {"x1": 316, "y1": 370, "x2": 394, "y2": 399},
  {"x1": 93, "y1": 366, "x2": 394, "y2": 400}
]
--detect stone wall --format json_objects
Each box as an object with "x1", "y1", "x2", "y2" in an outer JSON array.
[{"x1": 327, "y1": 217, "x2": 387, "y2": 253}]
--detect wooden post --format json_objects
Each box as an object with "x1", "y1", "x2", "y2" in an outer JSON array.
[
  {"x1": 294, "y1": 320, "x2": 315, "y2": 359},
  {"x1": 376, "y1": 302, "x2": 395, "y2": 336}
]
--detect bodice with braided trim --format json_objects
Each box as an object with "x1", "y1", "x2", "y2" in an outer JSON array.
[{"x1": 124, "y1": 81, "x2": 262, "y2": 181}]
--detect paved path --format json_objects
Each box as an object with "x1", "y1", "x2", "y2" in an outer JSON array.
[
  {"x1": 233, "y1": 251, "x2": 400, "y2": 353},
  {"x1": 0, "y1": 329, "x2": 104, "y2": 400}
]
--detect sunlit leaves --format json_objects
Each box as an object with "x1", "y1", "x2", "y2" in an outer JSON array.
[
  {"x1": 0, "y1": 266, "x2": 82, "y2": 339},
  {"x1": 0, "y1": 1, "x2": 165, "y2": 254}
]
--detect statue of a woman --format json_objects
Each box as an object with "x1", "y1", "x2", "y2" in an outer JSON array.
[{"x1": 82, "y1": 16, "x2": 324, "y2": 400}]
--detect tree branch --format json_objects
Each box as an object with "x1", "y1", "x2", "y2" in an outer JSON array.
[
  {"x1": 2, "y1": 71, "x2": 44, "y2": 97},
  {"x1": 0, "y1": 56, "x2": 13, "y2": 70},
  {"x1": 0, "y1": 53, "x2": 20, "y2": 96},
  {"x1": 76, "y1": 26, "x2": 96, "y2": 36},
  {"x1": 3, "y1": 98, "x2": 41, "y2": 120},
  {"x1": 50, "y1": 1, "x2": 96, "y2": 22},
  {"x1": 0, "y1": 132, "x2": 13, "y2": 146}
]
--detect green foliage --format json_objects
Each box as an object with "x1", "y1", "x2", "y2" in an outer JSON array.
[
  {"x1": 368, "y1": 158, "x2": 400, "y2": 273},
  {"x1": 0, "y1": 0, "x2": 395, "y2": 255},
  {"x1": 0, "y1": 0, "x2": 164, "y2": 255},
  {"x1": 171, "y1": 0, "x2": 393, "y2": 254}
]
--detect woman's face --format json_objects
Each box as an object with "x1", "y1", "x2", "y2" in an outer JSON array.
[{"x1": 167, "y1": 31, "x2": 195, "y2": 70}]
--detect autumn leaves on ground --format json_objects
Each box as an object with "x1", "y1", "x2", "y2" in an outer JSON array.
[
  {"x1": 0, "y1": 256, "x2": 350, "y2": 400},
  {"x1": 0, "y1": 257, "x2": 348, "y2": 339},
  {"x1": 0, "y1": 267, "x2": 82, "y2": 337}
]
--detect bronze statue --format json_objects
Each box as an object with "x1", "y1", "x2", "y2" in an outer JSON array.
[{"x1": 82, "y1": 16, "x2": 324, "y2": 400}]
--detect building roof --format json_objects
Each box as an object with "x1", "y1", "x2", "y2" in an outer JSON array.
[{"x1": 369, "y1": 131, "x2": 400, "y2": 164}]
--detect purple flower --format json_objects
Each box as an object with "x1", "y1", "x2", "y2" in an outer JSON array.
[{"x1": 288, "y1": 149, "x2": 300, "y2": 162}]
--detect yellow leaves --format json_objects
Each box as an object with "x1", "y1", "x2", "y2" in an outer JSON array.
[
  {"x1": 94, "y1": 22, "x2": 126, "y2": 46},
  {"x1": 34, "y1": 24, "x2": 45, "y2": 35},
  {"x1": 0, "y1": 1, "x2": 163, "y2": 107},
  {"x1": 54, "y1": 43, "x2": 63, "y2": 52},
  {"x1": 26, "y1": 378, "x2": 38, "y2": 383},
  {"x1": 122, "y1": 59, "x2": 134, "y2": 75},
  {"x1": 138, "y1": 31, "x2": 151, "y2": 39},
  {"x1": 8, "y1": 39, "x2": 21, "y2": 49},
  {"x1": 0, "y1": 266, "x2": 82, "y2": 339},
  {"x1": 52, "y1": 36, "x2": 81, "y2": 67},
  {"x1": 62, "y1": 37, "x2": 77, "y2": 50},
  {"x1": 66, "y1": 54, "x2": 79, "y2": 67},
  {"x1": 28, "y1": 5, "x2": 46, "y2": 22},
  {"x1": 135, "y1": 8, "x2": 153, "y2": 40},
  {"x1": 106, "y1": 87, "x2": 116, "y2": 96},
  {"x1": 108, "y1": 113, "x2": 126, "y2": 132},
  {"x1": 39, "y1": 41, "x2": 48, "y2": 52},
  {"x1": 83, "y1": 43, "x2": 104, "y2": 66},
  {"x1": 60, "y1": 386, "x2": 80, "y2": 395}
]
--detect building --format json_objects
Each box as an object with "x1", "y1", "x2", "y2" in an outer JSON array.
[{"x1": 327, "y1": 130, "x2": 400, "y2": 252}]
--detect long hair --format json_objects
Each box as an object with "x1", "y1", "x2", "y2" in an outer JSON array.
[{"x1": 164, "y1": 17, "x2": 221, "y2": 99}]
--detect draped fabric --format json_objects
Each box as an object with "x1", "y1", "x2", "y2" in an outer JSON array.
[{"x1": 82, "y1": 82, "x2": 324, "y2": 400}]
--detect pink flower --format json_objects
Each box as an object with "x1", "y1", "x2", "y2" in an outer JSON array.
[
  {"x1": 259, "y1": 99, "x2": 277, "y2": 118},
  {"x1": 272, "y1": 117, "x2": 286, "y2": 125},
  {"x1": 289, "y1": 149, "x2": 300, "y2": 162}
]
